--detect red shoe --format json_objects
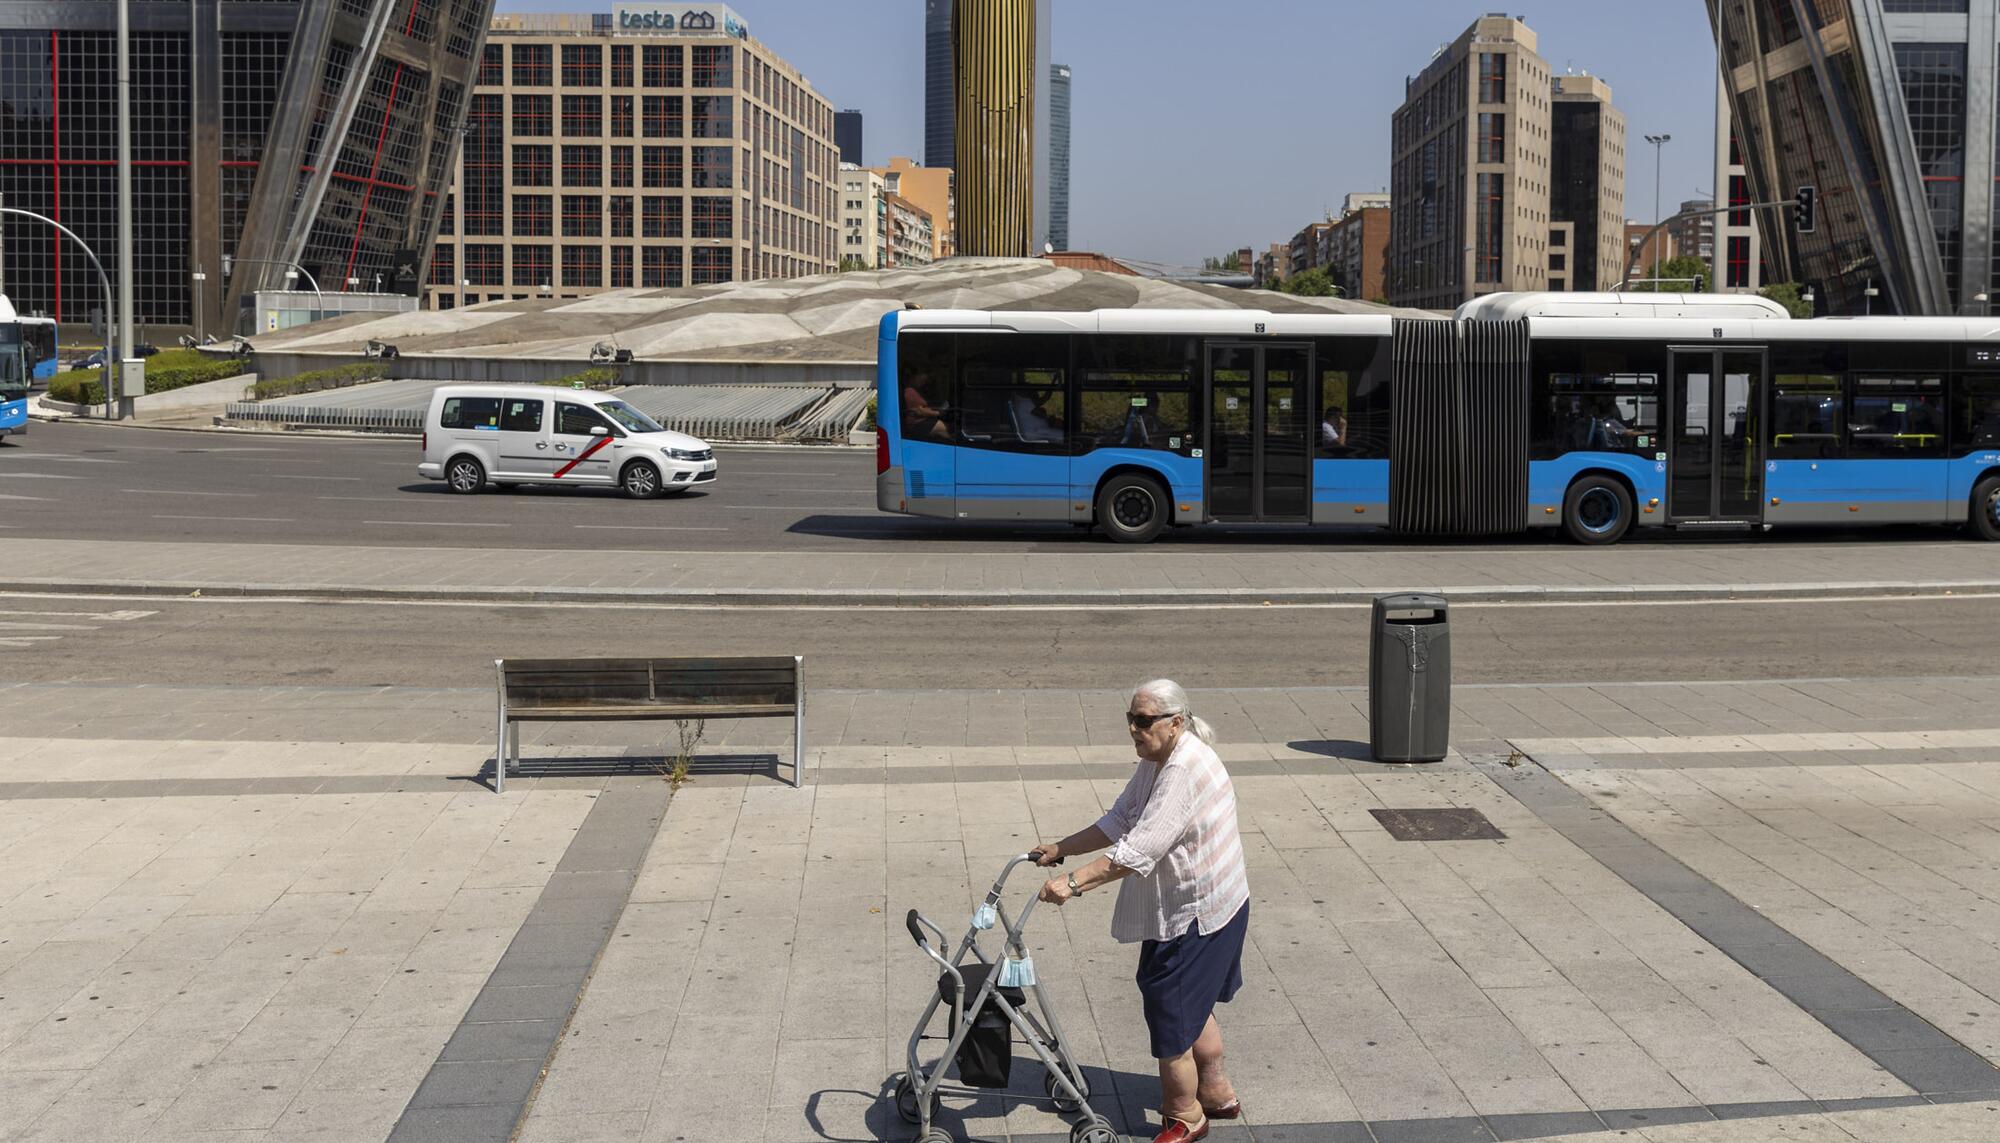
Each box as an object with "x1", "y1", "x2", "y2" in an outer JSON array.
[
  {"x1": 1152, "y1": 1115, "x2": 1209, "y2": 1143},
  {"x1": 1203, "y1": 1098, "x2": 1241, "y2": 1120}
]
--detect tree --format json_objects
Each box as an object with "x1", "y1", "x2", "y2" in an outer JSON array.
[
  {"x1": 1758, "y1": 281, "x2": 1813, "y2": 318},
  {"x1": 1275, "y1": 266, "x2": 1340, "y2": 297},
  {"x1": 1631, "y1": 254, "x2": 1711, "y2": 293},
  {"x1": 838, "y1": 255, "x2": 872, "y2": 273},
  {"x1": 1200, "y1": 252, "x2": 1244, "y2": 273}
]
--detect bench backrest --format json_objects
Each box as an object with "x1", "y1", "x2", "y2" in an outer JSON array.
[{"x1": 501, "y1": 656, "x2": 798, "y2": 709}]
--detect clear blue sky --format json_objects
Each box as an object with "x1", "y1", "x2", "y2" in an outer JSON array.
[{"x1": 496, "y1": 1, "x2": 1723, "y2": 269}]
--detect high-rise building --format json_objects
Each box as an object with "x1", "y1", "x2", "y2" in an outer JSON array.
[
  {"x1": 1549, "y1": 73, "x2": 1626, "y2": 292},
  {"x1": 950, "y1": 0, "x2": 1053, "y2": 257},
  {"x1": 1047, "y1": 63, "x2": 1071, "y2": 251},
  {"x1": 1712, "y1": 89, "x2": 1764, "y2": 296},
  {"x1": 0, "y1": 0, "x2": 494, "y2": 337},
  {"x1": 872, "y1": 158, "x2": 954, "y2": 260},
  {"x1": 1388, "y1": 15, "x2": 1554, "y2": 308},
  {"x1": 1319, "y1": 195, "x2": 1393, "y2": 301},
  {"x1": 924, "y1": 0, "x2": 955, "y2": 169},
  {"x1": 835, "y1": 109, "x2": 863, "y2": 166},
  {"x1": 1710, "y1": 1, "x2": 2000, "y2": 314},
  {"x1": 424, "y1": 6, "x2": 839, "y2": 310}
]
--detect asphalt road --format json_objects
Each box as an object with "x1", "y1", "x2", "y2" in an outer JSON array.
[
  {"x1": 6, "y1": 591, "x2": 1998, "y2": 690},
  {"x1": 1, "y1": 420, "x2": 1971, "y2": 552}
]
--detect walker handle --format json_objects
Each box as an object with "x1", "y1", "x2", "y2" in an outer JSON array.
[{"x1": 905, "y1": 908, "x2": 927, "y2": 947}]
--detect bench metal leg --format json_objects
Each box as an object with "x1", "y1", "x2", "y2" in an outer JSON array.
[
  {"x1": 510, "y1": 723, "x2": 521, "y2": 780},
  {"x1": 794, "y1": 655, "x2": 806, "y2": 788},
  {"x1": 494, "y1": 658, "x2": 508, "y2": 795}
]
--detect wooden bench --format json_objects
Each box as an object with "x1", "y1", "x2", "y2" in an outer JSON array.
[{"x1": 494, "y1": 655, "x2": 804, "y2": 792}]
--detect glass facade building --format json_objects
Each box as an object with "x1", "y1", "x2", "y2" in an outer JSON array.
[
  {"x1": 1709, "y1": 0, "x2": 2000, "y2": 314},
  {"x1": 924, "y1": 0, "x2": 954, "y2": 170},
  {"x1": 1047, "y1": 63, "x2": 1070, "y2": 252},
  {"x1": 0, "y1": 0, "x2": 493, "y2": 337}
]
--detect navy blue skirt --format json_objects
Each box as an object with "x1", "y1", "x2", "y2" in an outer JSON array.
[{"x1": 1135, "y1": 902, "x2": 1249, "y2": 1059}]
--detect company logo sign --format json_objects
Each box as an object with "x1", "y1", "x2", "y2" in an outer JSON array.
[{"x1": 614, "y1": 5, "x2": 749, "y2": 37}]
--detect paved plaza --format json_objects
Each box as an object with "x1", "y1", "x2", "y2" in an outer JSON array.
[{"x1": 3, "y1": 672, "x2": 2000, "y2": 1141}]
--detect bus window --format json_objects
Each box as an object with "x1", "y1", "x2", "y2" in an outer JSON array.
[
  {"x1": 1848, "y1": 377, "x2": 1944, "y2": 458},
  {"x1": 1530, "y1": 339, "x2": 1661, "y2": 458},
  {"x1": 1077, "y1": 335, "x2": 1196, "y2": 452},
  {"x1": 1770, "y1": 374, "x2": 1842, "y2": 459},
  {"x1": 898, "y1": 333, "x2": 955, "y2": 444},
  {"x1": 955, "y1": 333, "x2": 1070, "y2": 451},
  {"x1": 1953, "y1": 375, "x2": 2000, "y2": 454},
  {"x1": 1315, "y1": 337, "x2": 1390, "y2": 459}
]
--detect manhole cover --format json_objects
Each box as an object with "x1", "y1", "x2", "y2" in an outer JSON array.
[{"x1": 1370, "y1": 807, "x2": 1506, "y2": 842}]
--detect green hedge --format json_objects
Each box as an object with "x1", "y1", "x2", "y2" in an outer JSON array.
[
  {"x1": 541, "y1": 366, "x2": 621, "y2": 391},
  {"x1": 250, "y1": 362, "x2": 389, "y2": 401},
  {"x1": 47, "y1": 348, "x2": 248, "y2": 406}
]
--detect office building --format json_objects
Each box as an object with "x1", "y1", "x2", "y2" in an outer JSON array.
[
  {"x1": 1710, "y1": 0, "x2": 2000, "y2": 314},
  {"x1": 871, "y1": 157, "x2": 954, "y2": 261},
  {"x1": 0, "y1": 0, "x2": 494, "y2": 337},
  {"x1": 1549, "y1": 73, "x2": 1626, "y2": 292},
  {"x1": 924, "y1": 0, "x2": 955, "y2": 169},
  {"x1": 1319, "y1": 195, "x2": 1392, "y2": 300},
  {"x1": 1712, "y1": 93, "x2": 1764, "y2": 295},
  {"x1": 424, "y1": 5, "x2": 840, "y2": 310},
  {"x1": 950, "y1": 0, "x2": 1054, "y2": 257},
  {"x1": 1388, "y1": 15, "x2": 1554, "y2": 308},
  {"x1": 835, "y1": 108, "x2": 863, "y2": 166},
  {"x1": 1047, "y1": 63, "x2": 1071, "y2": 251}
]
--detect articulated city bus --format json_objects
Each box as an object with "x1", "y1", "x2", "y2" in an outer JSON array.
[
  {"x1": 873, "y1": 293, "x2": 2000, "y2": 544},
  {"x1": 0, "y1": 296, "x2": 31, "y2": 439}
]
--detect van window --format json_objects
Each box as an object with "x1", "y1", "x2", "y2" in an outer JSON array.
[
  {"x1": 500, "y1": 398, "x2": 545, "y2": 432},
  {"x1": 441, "y1": 397, "x2": 503, "y2": 429},
  {"x1": 557, "y1": 402, "x2": 615, "y2": 436}
]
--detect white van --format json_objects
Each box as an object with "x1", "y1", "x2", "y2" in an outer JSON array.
[{"x1": 418, "y1": 385, "x2": 716, "y2": 498}]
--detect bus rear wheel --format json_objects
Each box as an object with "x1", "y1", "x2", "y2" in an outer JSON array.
[
  {"x1": 1970, "y1": 475, "x2": 2000, "y2": 541},
  {"x1": 1563, "y1": 475, "x2": 1632, "y2": 545},
  {"x1": 1097, "y1": 473, "x2": 1169, "y2": 544}
]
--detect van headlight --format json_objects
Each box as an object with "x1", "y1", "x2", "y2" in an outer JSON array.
[{"x1": 666, "y1": 447, "x2": 703, "y2": 460}]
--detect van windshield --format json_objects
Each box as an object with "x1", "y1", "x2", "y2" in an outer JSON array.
[{"x1": 599, "y1": 399, "x2": 664, "y2": 434}]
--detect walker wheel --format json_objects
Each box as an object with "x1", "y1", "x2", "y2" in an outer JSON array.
[
  {"x1": 1044, "y1": 1066, "x2": 1090, "y2": 1113},
  {"x1": 917, "y1": 1129, "x2": 956, "y2": 1143},
  {"x1": 893, "y1": 1072, "x2": 939, "y2": 1125},
  {"x1": 1069, "y1": 1116, "x2": 1118, "y2": 1143}
]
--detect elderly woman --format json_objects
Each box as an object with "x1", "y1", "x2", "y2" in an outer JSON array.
[{"x1": 1033, "y1": 679, "x2": 1249, "y2": 1143}]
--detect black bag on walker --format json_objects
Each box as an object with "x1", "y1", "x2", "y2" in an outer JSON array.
[{"x1": 941, "y1": 964, "x2": 1024, "y2": 1089}]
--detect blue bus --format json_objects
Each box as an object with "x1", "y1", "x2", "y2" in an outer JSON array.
[
  {"x1": 0, "y1": 298, "x2": 31, "y2": 439},
  {"x1": 874, "y1": 292, "x2": 2000, "y2": 544},
  {"x1": 19, "y1": 317, "x2": 56, "y2": 382}
]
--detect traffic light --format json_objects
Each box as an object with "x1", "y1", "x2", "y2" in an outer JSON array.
[{"x1": 1794, "y1": 186, "x2": 1817, "y2": 234}]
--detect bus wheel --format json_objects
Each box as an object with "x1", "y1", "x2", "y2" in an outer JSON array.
[
  {"x1": 1563, "y1": 475, "x2": 1632, "y2": 545},
  {"x1": 1097, "y1": 473, "x2": 1169, "y2": 544},
  {"x1": 1970, "y1": 475, "x2": 2000, "y2": 541}
]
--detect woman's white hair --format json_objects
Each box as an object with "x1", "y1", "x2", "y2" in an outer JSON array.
[{"x1": 1131, "y1": 678, "x2": 1216, "y2": 744}]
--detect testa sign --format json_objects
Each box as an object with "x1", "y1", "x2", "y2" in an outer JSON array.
[{"x1": 613, "y1": 5, "x2": 749, "y2": 37}]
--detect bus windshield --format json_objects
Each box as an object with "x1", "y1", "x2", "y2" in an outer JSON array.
[
  {"x1": 0, "y1": 350, "x2": 24, "y2": 399},
  {"x1": 599, "y1": 399, "x2": 664, "y2": 434}
]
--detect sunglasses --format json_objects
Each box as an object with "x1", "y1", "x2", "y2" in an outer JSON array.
[{"x1": 1126, "y1": 710, "x2": 1179, "y2": 730}]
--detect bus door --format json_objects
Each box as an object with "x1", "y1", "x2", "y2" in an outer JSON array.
[
  {"x1": 1206, "y1": 342, "x2": 1312, "y2": 522},
  {"x1": 1668, "y1": 347, "x2": 1766, "y2": 522}
]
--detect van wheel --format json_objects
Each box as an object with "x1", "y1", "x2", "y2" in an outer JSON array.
[
  {"x1": 1970, "y1": 475, "x2": 2000, "y2": 541},
  {"x1": 1097, "y1": 473, "x2": 1169, "y2": 544},
  {"x1": 621, "y1": 460, "x2": 664, "y2": 499},
  {"x1": 446, "y1": 456, "x2": 485, "y2": 494},
  {"x1": 1563, "y1": 475, "x2": 1632, "y2": 545}
]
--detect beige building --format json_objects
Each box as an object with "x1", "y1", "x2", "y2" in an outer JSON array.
[
  {"x1": 839, "y1": 165, "x2": 887, "y2": 268},
  {"x1": 1550, "y1": 72, "x2": 1625, "y2": 292},
  {"x1": 873, "y1": 157, "x2": 955, "y2": 260},
  {"x1": 426, "y1": 5, "x2": 839, "y2": 309},
  {"x1": 1389, "y1": 15, "x2": 1554, "y2": 308},
  {"x1": 884, "y1": 192, "x2": 936, "y2": 267}
]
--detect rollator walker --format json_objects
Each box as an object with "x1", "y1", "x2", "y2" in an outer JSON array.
[{"x1": 895, "y1": 853, "x2": 1118, "y2": 1143}]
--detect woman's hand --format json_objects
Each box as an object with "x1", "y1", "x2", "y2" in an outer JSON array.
[
  {"x1": 1030, "y1": 842, "x2": 1063, "y2": 867},
  {"x1": 1038, "y1": 873, "x2": 1074, "y2": 905}
]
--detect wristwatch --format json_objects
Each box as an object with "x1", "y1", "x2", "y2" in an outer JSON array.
[{"x1": 1066, "y1": 872, "x2": 1082, "y2": 896}]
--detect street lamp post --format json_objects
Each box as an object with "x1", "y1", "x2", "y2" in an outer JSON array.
[
  {"x1": 1644, "y1": 133, "x2": 1672, "y2": 265},
  {"x1": 117, "y1": 0, "x2": 134, "y2": 419},
  {"x1": 0, "y1": 206, "x2": 120, "y2": 419}
]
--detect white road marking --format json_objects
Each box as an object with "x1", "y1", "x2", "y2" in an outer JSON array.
[
  {"x1": 0, "y1": 621, "x2": 97, "y2": 631},
  {"x1": 0, "y1": 609, "x2": 155, "y2": 621},
  {"x1": 573, "y1": 524, "x2": 732, "y2": 532},
  {"x1": 0, "y1": 637, "x2": 62, "y2": 648},
  {"x1": 0, "y1": 473, "x2": 81, "y2": 479},
  {"x1": 119, "y1": 488, "x2": 258, "y2": 498},
  {"x1": 0, "y1": 604, "x2": 155, "y2": 651},
  {"x1": 261, "y1": 474, "x2": 363, "y2": 482},
  {"x1": 152, "y1": 514, "x2": 296, "y2": 523},
  {"x1": 1, "y1": 455, "x2": 125, "y2": 464},
  {"x1": 362, "y1": 520, "x2": 512, "y2": 528},
  {"x1": 0, "y1": 493, "x2": 47, "y2": 501},
  {"x1": 316, "y1": 496, "x2": 409, "y2": 503}
]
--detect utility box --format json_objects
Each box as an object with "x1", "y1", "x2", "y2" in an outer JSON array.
[
  {"x1": 1368, "y1": 593, "x2": 1450, "y2": 763},
  {"x1": 119, "y1": 358, "x2": 145, "y2": 399}
]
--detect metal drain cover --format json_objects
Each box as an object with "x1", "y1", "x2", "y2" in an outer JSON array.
[{"x1": 1370, "y1": 807, "x2": 1506, "y2": 842}]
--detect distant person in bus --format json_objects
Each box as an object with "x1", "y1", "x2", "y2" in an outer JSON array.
[
  {"x1": 1318, "y1": 405, "x2": 1347, "y2": 448},
  {"x1": 902, "y1": 372, "x2": 952, "y2": 441},
  {"x1": 1585, "y1": 397, "x2": 1635, "y2": 450},
  {"x1": 1974, "y1": 397, "x2": 2000, "y2": 446},
  {"x1": 1010, "y1": 389, "x2": 1064, "y2": 443}
]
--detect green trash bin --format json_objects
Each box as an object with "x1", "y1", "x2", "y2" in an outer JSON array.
[{"x1": 1369, "y1": 593, "x2": 1450, "y2": 763}]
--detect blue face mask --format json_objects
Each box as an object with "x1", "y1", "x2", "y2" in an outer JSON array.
[
  {"x1": 971, "y1": 904, "x2": 998, "y2": 931},
  {"x1": 997, "y1": 955, "x2": 1036, "y2": 988}
]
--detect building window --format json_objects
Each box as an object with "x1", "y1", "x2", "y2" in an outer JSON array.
[
  {"x1": 692, "y1": 95, "x2": 733, "y2": 139},
  {"x1": 428, "y1": 244, "x2": 454, "y2": 285},
  {"x1": 642, "y1": 145, "x2": 683, "y2": 188},
  {"x1": 610, "y1": 94, "x2": 634, "y2": 137},
  {"x1": 691, "y1": 44, "x2": 732, "y2": 88},
  {"x1": 1476, "y1": 172, "x2": 1504, "y2": 281},
  {"x1": 1895, "y1": 42, "x2": 1968, "y2": 303},
  {"x1": 562, "y1": 244, "x2": 602, "y2": 288},
  {"x1": 562, "y1": 44, "x2": 601, "y2": 87},
  {"x1": 611, "y1": 245, "x2": 634, "y2": 288},
  {"x1": 562, "y1": 95, "x2": 601, "y2": 138},
  {"x1": 513, "y1": 244, "x2": 552, "y2": 287},
  {"x1": 512, "y1": 194, "x2": 552, "y2": 236},
  {"x1": 512, "y1": 42, "x2": 550, "y2": 86},
  {"x1": 691, "y1": 146, "x2": 733, "y2": 189},
  {"x1": 562, "y1": 194, "x2": 602, "y2": 237},
  {"x1": 562, "y1": 144, "x2": 602, "y2": 187},
  {"x1": 611, "y1": 145, "x2": 634, "y2": 187},
  {"x1": 1477, "y1": 52, "x2": 1507, "y2": 103},
  {"x1": 462, "y1": 95, "x2": 504, "y2": 235},
  {"x1": 1882, "y1": 0, "x2": 1968, "y2": 10},
  {"x1": 692, "y1": 196, "x2": 733, "y2": 238},
  {"x1": 512, "y1": 144, "x2": 552, "y2": 186},
  {"x1": 438, "y1": 194, "x2": 455, "y2": 236},
  {"x1": 643, "y1": 95, "x2": 683, "y2": 138},
  {"x1": 643, "y1": 44, "x2": 682, "y2": 87},
  {"x1": 1728, "y1": 173, "x2": 1751, "y2": 226},
  {"x1": 478, "y1": 42, "x2": 503, "y2": 86},
  {"x1": 1477, "y1": 113, "x2": 1505, "y2": 163},
  {"x1": 1727, "y1": 235, "x2": 1751, "y2": 288},
  {"x1": 513, "y1": 94, "x2": 551, "y2": 136},
  {"x1": 692, "y1": 245, "x2": 733, "y2": 284},
  {"x1": 610, "y1": 44, "x2": 633, "y2": 87},
  {"x1": 463, "y1": 243, "x2": 503, "y2": 285},
  {"x1": 642, "y1": 245, "x2": 683, "y2": 287},
  {"x1": 642, "y1": 195, "x2": 683, "y2": 238},
  {"x1": 610, "y1": 195, "x2": 634, "y2": 237}
]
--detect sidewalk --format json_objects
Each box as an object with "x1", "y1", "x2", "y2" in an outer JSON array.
[
  {"x1": 2, "y1": 535, "x2": 1998, "y2": 605},
  {"x1": 5, "y1": 676, "x2": 2000, "y2": 1140}
]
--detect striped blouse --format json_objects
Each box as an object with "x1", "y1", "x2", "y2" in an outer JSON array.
[{"x1": 1096, "y1": 732, "x2": 1249, "y2": 944}]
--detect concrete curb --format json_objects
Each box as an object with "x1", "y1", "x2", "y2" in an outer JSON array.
[
  {"x1": 22, "y1": 413, "x2": 870, "y2": 449},
  {"x1": 1, "y1": 578, "x2": 1992, "y2": 607}
]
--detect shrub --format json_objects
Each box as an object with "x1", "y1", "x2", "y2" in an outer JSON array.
[
  {"x1": 251, "y1": 362, "x2": 389, "y2": 400},
  {"x1": 45, "y1": 348, "x2": 247, "y2": 406},
  {"x1": 541, "y1": 366, "x2": 621, "y2": 390}
]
